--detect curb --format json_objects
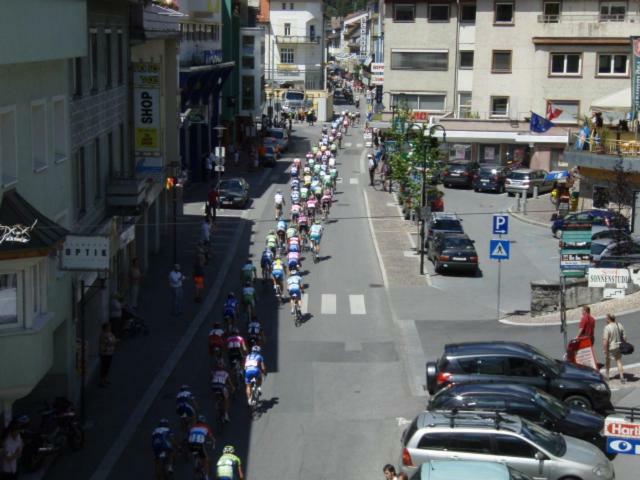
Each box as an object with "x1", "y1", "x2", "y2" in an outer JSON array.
[
  {"x1": 507, "y1": 206, "x2": 551, "y2": 229},
  {"x1": 500, "y1": 305, "x2": 640, "y2": 327}
]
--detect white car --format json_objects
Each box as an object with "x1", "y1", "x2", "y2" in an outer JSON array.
[{"x1": 266, "y1": 128, "x2": 289, "y2": 151}]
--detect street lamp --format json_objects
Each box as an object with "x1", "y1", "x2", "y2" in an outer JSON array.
[
  {"x1": 213, "y1": 125, "x2": 227, "y2": 187},
  {"x1": 420, "y1": 123, "x2": 447, "y2": 276}
]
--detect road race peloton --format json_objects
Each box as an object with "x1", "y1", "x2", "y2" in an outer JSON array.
[{"x1": 151, "y1": 109, "x2": 355, "y2": 480}]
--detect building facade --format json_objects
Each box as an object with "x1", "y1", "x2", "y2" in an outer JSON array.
[{"x1": 239, "y1": 27, "x2": 267, "y2": 120}]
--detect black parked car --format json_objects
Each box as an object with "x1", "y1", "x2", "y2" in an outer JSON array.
[
  {"x1": 473, "y1": 165, "x2": 509, "y2": 193},
  {"x1": 427, "y1": 383, "x2": 609, "y2": 456},
  {"x1": 427, "y1": 233, "x2": 479, "y2": 275},
  {"x1": 426, "y1": 341, "x2": 612, "y2": 413},
  {"x1": 442, "y1": 162, "x2": 479, "y2": 188},
  {"x1": 425, "y1": 212, "x2": 464, "y2": 249},
  {"x1": 217, "y1": 178, "x2": 250, "y2": 208}
]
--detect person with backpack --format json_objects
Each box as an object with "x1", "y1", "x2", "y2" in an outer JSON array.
[{"x1": 603, "y1": 313, "x2": 628, "y2": 383}]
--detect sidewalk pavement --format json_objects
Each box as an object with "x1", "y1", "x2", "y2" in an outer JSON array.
[
  {"x1": 37, "y1": 158, "x2": 270, "y2": 480},
  {"x1": 508, "y1": 194, "x2": 557, "y2": 229}
]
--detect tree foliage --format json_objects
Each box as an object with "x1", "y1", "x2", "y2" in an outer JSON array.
[{"x1": 325, "y1": 0, "x2": 369, "y2": 18}]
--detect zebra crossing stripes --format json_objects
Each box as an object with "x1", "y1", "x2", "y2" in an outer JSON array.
[
  {"x1": 301, "y1": 293, "x2": 309, "y2": 315},
  {"x1": 348, "y1": 295, "x2": 366, "y2": 315},
  {"x1": 321, "y1": 294, "x2": 337, "y2": 314},
  {"x1": 302, "y1": 294, "x2": 366, "y2": 315}
]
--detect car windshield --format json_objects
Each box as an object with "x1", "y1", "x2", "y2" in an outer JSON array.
[
  {"x1": 448, "y1": 164, "x2": 469, "y2": 171},
  {"x1": 591, "y1": 243, "x2": 609, "y2": 255},
  {"x1": 509, "y1": 172, "x2": 530, "y2": 180},
  {"x1": 534, "y1": 391, "x2": 568, "y2": 419},
  {"x1": 524, "y1": 346, "x2": 560, "y2": 375},
  {"x1": 443, "y1": 237, "x2": 475, "y2": 250},
  {"x1": 520, "y1": 419, "x2": 566, "y2": 457},
  {"x1": 479, "y1": 167, "x2": 499, "y2": 175},
  {"x1": 219, "y1": 181, "x2": 242, "y2": 191},
  {"x1": 285, "y1": 91, "x2": 304, "y2": 101},
  {"x1": 433, "y1": 219, "x2": 463, "y2": 231}
]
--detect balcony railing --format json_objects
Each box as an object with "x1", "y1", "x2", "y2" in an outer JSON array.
[
  {"x1": 569, "y1": 132, "x2": 640, "y2": 156},
  {"x1": 537, "y1": 13, "x2": 640, "y2": 23},
  {"x1": 275, "y1": 35, "x2": 319, "y2": 44}
]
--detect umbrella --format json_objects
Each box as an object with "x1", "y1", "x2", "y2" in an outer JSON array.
[{"x1": 545, "y1": 170, "x2": 569, "y2": 181}]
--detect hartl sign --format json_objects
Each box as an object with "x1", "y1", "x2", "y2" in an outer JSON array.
[{"x1": 605, "y1": 418, "x2": 640, "y2": 438}]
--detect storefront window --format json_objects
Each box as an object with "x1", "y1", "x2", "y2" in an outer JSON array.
[
  {"x1": 504, "y1": 144, "x2": 526, "y2": 165},
  {"x1": 449, "y1": 143, "x2": 471, "y2": 161},
  {"x1": 479, "y1": 144, "x2": 500, "y2": 163},
  {"x1": 0, "y1": 272, "x2": 19, "y2": 325}
]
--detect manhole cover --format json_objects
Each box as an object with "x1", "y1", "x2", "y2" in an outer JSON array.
[{"x1": 369, "y1": 283, "x2": 384, "y2": 288}]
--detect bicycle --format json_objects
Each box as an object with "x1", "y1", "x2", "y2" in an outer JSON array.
[
  {"x1": 261, "y1": 264, "x2": 271, "y2": 283},
  {"x1": 192, "y1": 448, "x2": 208, "y2": 480},
  {"x1": 292, "y1": 299, "x2": 302, "y2": 326},
  {"x1": 154, "y1": 451, "x2": 173, "y2": 480},
  {"x1": 213, "y1": 389, "x2": 226, "y2": 430},
  {"x1": 248, "y1": 378, "x2": 261, "y2": 417},
  {"x1": 230, "y1": 359, "x2": 245, "y2": 391},
  {"x1": 274, "y1": 282, "x2": 282, "y2": 302}
]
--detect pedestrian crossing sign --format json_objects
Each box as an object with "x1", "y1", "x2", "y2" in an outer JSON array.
[{"x1": 489, "y1": 239, "x2": 510, "y2": 260}]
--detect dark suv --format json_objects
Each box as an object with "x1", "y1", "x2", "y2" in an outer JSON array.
[
  {"x1": 442, "y1": 162, "x2": 479, "y2": 188},
  {"x1": 473, "y1": 165, "x2": 509, "y2": 193},
  {"x1": 425, "y1": 213, "x2": 464, "y2": 250},
  {"x1": 426, "y1": 342, "x2": 612, "y2": 413}
]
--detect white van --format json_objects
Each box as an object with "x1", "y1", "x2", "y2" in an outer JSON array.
[{"x1": 282, "y1": 90, "x2": 305, "y2": 113}]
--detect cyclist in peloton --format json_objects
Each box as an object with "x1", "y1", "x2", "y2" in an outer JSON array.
[
  {"x1": 241, "y1": 259, "x2": 256, "y2": 286},
  {"x1": 244, "y1": 345, "x2": 267, "y2": 405},
  {"x1": 260, "y1": 248, "x2": 273, "y2": 280},
  {"x1": 287, "y1": 248, "x2": 301, "y2": 273},
  {"x1": 265, "y1": 229, "x2": 278, "y2": 255},
  {"x1": 276, "y1": 219, "x2": 287, "y2": 249},
  {"x1": 247, "y1": 315, "x2": 266, "y2": 347},
  {"x1": 216, "y1": 445, "x2": 244, "y2": 480},
  {"x1": 176, "y1": 385, "x2": 199, "y2": 444},
  {"x1": 274, "y1": 190, "x2": 285, "y2": 220},
  {"x1": 241, "y1": 281, "x2": 256, "y2": 319},
  {"x1": 188, "y1": 414, "x2": 215, "y2": 474},
  {"x1": 287, "y1": 269, "x2": 304, "y2": 315},
  {"x1": 271, "y1": 257, "x2": 285, "y2": 297},
  {"x1": 310, "y1": 220, "x2": 324, "y2": 256},
  {"x1": 211, "y1": 360, "x2": 234, "y2": 423},
  {"x1": 321, "y1": 188, "x2": 333, "y2": 217},
  {"x1": 208, "y1": 322, "x2": 226, "y2": 362},
  {"x1": 152, "y1": 418, "x2": 176, "y2": 475},
  {"x1": 306, "y1": 196, "x2": 318, "y2": 221}
]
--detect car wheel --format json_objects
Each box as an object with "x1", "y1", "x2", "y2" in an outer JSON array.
[
  {"x1": 434, "y1": 261, "x2": 442, "y2": 274},
  {"x1": 426, "y1": 362, "x2": 438, "y2": 395},
  {"x1": 564, "y1": 395, "x2": 592, "y2": 411},
  {"x1": 473, "y1": 187, "x2": 479, "y2": 192},
  {"x1": 507, "y1": 191, "x2": 514, "y2": 197}
]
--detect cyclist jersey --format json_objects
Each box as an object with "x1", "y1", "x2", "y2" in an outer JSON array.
[
  {"x1": 188, "y1": 423, "x2": 213, "y2": 446},
  {"x1": 176, "y1": 390, "x2": 194, "y2": 405},
  {"x1": 310, "y1": 224, "x2": 323, "y2": 237},
  {"x1": 313, "y1": 165, "x2": 321, "y2": 174},
  {"x1": 208, "y1": 328, "x2": 226, "y2": 350},
  {"x1": 274, "y1": 193, "x2": 284, "y2": 205},
  {"x1": 272, "y1": 259, "x2": 284, "y2": 273},
  {"x1": 226, "y1": 334, "x2": 245, "y2": 351},
  {"x1": 329, "y1": 168, "x2": 337, "y2": 178},
  {"x1": 291, "y1": 204, "x2": 301, "y2": 215},
  {"x1": 291, "y1": 191, "x2": 301, "y2": 204},
  {"x1": 312, "y1": 184, "x2": 323, "y2": 196},
  {"x1": 286, "y1": 227, "x2": 297, "y2": 239},
  {"x1": 152, "y1": 427, "x2": 173, "y2": 455},
  {"x1": 265, "y1": 234, "x2": 277, "y2": 248},
  {"x1": 307, "y1": 198, "x2": 318, "y2": 210},
  {"x1": 311, "y1": 146, "x2": 318, "y2": 154},
  {"x1": 290, "y1": 179, "x2": 300, "y2": 190},
  {"x1": 288, "y1": 235, "x2": 300, "y2": 246},
  {"x1": 262, "y1": 249, "x2": 274, "y2": 261},
  {"x1": 298, "y1": 214, "x2": 308, "y2": 226},
  {"x1": 287, "y1": 251, "x2": 300, "y2": 262},
  {"x1": 293, "y1": 158, "x2": 301, "y2": 167},
  {"x1": 216, "y1": 453, "x2": 242, "y2": 479},
  {"x1": 336, "y1": 131, "x2": 342, "y2": 138},
  {"x1": 330, "y1": 144, "x2": 337, "y2": 152},
  {"x1": 323, "y1": 176, "x2": 332, "y2": 187},
  {"x1": 329, "y1": 157, "x2": 336, "y2": 167},
  {"x1": 277, "y1": 220, "x2": 287, "y2": 232},
  {"x1": 245, "y1": 352, "x2": 263, "y2": 370},
  {"x1": 248, "y1": 321, "x2": 261, "y2": 337},
  {"x1": 242, "y1": 287, "x2": 255, "y2": 300},
  {"x1": 287, "y1": 275, "x2": 302, "y2": 288},
  {"x1": 303, "y1": 174, "x2": 312, "y2": 186},
  {"x1": 176, "y1": 391, "x2": 196, "y2": 417},
  {"x1": 242, "y1": 263, "x2": 256, "y2": 276},
  {"x1": 211, "y1": 369, "x2": 230, "y2": 387},
  {"x1": 300, "y1": 187, "x2": 309, "y2": 199},
  {"x1": 310, "y1": 179, "x2": 320, "y2": 190}
]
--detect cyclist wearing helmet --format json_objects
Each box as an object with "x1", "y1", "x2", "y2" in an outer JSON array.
[
  {"x1": 293, "y1": 157, "x2": 302, "y2": 168},
  {"x1": 176, "y1": 385, "x2": 198, "y2": 443},
  {"x1": 260, "y1": 248, "x2": 274, "y2": 280},
  {"x1": 290, "y1": 177, "x2": 300, "y2": 190},
  {"x1": 211, "y1": 360, "x2": 234, "y2": 422},
  {"x1": 208, "y1": 322, "x2": 226, "y2": 358},
  {"x1": 271, "y1": 257, "x2": 285, "y2": 296},
  {"x1": 226, "y1": 328, "x2": 247, "y2": 365},
  {"x1": 241, "y1": 281, "x2": 256, "y2": 318},
  {"x1": 188, "y1": 414, "x2": 215, "y2": 472},
  {"x1": 265, "y1": 230, "x2": 278, "y2": 256},
  {"x1": 247, "y1": 316, "x2": 265, "y2": 348},
  {"x1": 306, "y1": 196, "x2": 318, "y2": 221},
  {"x1": 300, "y1": 183, "x2": 310, "y2": 202},
  {"x1": 274, "y1": 190, "x2": 285, "y2": 220},
  {"x1": 152, "y1": 418, "x2": 175, "y2": 475},
  {"x1": 223, "y1": 293, "x2": 238, "y2": 329},
  {"x1": 216, "y1": 445, "x2": 244, "y2": 480},
  {"x1": 285, "y1": 223, "x2": 298, "y2": 240},
  {"x1": 241, "y1": 259, "x2": 256, "y2": 285},
  {"x1": 290, "y1": 202, "x2": 301, "y2": 223},
  {"x1": 287, "y1": 269, "x2": 304, "y2": 315},
  {"x1": 310, "y1": 220, "x2": 324, "y2": 256},
  {"x1": 287, "y1": 248, "x2": 301, "y2": 273},
  {"x1": 244, "y1": 346, "x2": 267, "y2": 405},
  {"x1": 290, "y1": 188, "x2": 300, "y2": 205}
]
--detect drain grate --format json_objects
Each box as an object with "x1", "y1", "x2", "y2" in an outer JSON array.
[{"x1": 369, "y1": 283, "x2": 384, "y2": 288}]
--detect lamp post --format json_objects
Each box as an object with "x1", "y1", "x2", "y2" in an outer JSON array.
[
  {"x1": 420, "y1": 124, "x2": 447, "y2": 275},
  {"x1": 213, "y1": 125, "x2": 227, "y2": 187}
]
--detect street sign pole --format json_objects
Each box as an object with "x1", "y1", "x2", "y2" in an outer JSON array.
[
  {"x1": 560, "y1": 274, "x2": 567, "y2": 348},
  {"x1": 497, "y1": 258, "x2": 502, "y2": 322}
]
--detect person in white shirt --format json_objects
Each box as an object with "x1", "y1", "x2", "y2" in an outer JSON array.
[
  {"x1": 1, "y1": 421, "x2": 23, "y2": 478},
  {"x1": 169, "y1": 264, "x2": 186, "y2": 315}
]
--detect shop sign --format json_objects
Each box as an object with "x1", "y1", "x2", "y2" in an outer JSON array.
[
  {"x1": 605, "y1": 417, "x2": 640, "y2": 439},
  {"x1": 371, "y1": 63, "x2": 384, "y2": 74},
  {"x1": 61, "y1": 235, "x2": 110, "y2": 271},
  {"x1": 412, "y1": 111, "x2": 428, "y2": 121},
  {"x1": 0, "y1": 220, "x2": 37, "y2": 244},
  {"x1": 360, "y1": 16, "x2": 367, "y2": 56},
  {"x1": 560, "y1": 225, "x2": 592, "y2": 277},
  {"x1": 632, "y1": 37, "x2": 640, "y2": 116},
  {"x1": 588, "y1": 268, "x2": 630, "y2": 288},
  {"x1": 133, "y1": 63, "x2": 163, "y2": 175}
]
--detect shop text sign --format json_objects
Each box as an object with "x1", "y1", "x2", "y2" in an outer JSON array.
[
  {"x1": 588, "y1": 268, "x2": 630, "y2": 288},
  {"x1": 61, "y1": 235, "x2": 110, "y2": 271},
  {"x1": 605, "y1": 417, "x2": 640, "y2": 439},
  {"x1": 133, "y1": 63, "x2": 163, "y2": 174}
]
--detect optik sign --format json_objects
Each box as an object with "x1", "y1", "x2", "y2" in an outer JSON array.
[{"x1": 133, "y1": 63, "x2": 163, "y2": 174}]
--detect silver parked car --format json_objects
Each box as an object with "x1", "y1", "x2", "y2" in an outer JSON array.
[
  {"x1": 506, "y1": 169, "x2": 553, "y2": 196},
  {"x1": 400, "y1": 410, "x2": 613, "y2": 480}
]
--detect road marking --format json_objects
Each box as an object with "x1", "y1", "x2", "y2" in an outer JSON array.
[
  {"x1": 403, "y1": 250, "x2": 418, "y2": 258},
  {"x1": 345, "y1": 142, "x2": 352, "y2": 148},
  {"x1": 349, "y1": 294, "x2": 366, "y2": 315},
  {"x1": 350, "y1": 178, "x2": 359, "y2": 185},
  {"x1": 356, "y1": 143, "x2": 363, "y2": 148},
  {"x1": 362, "y1": 184, "x2": 388, "y2": 288},
  {"x1": 396, "y1": 416, "x2": 412, "y2": 427},
  {"x1": 321, "y1": 294, "x2": 337, "y2": 314},
  {"x1": 301, "y1": 292, "x2": 309, "y2": 314}
]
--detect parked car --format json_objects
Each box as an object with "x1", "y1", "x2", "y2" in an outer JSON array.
[
  {"x1": 592, "y1": 238, "x2": 640, "y2": 266},
  {"x1": 551, "y1": 209, "x2": 629, "y2": 238},
  {"x1": 266, "y1": 128, "x2": 290, "y2": 151},
  {"x1": 425, "y1": 341, "x2": 612, "y2": 413},
  {"x1": 262, "y1": 137, "x2": 281, "y2": 156},
  {"x1": 505, "y1": 169, "x2": 553, "y2": 196},
  {"x1": 407, "y1": 460, "x2": 533, "y2": 480},
  {"x1": 425, "y1": 213, "x2": 464, "y2": 249},
  {"x1": 400, "y1": 410, "x2": 614, "y2": 480},
  {"x1": 591, "y1": 228, "x2": 632, "y2": 242},
  {"x1": 473, "y1": 165, "x2": 509, "y2": 193},
  {"x1": 262, "y1": 146, "x2": 278, "y2": 167},
  {"x1": 427, "y1": 383, "x2": 608, "y2": 455},
  {"x1": 217, "y1": 178, "x2": 250, "y2": 208},
  {"x1": 427, "y1": 233, "x2": 479, "y2": 275},
  {"x1": 442, "y1": 162, "x2": 479, "y2": 188}
]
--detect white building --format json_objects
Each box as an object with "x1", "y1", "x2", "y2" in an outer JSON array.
[
  {"x1": 382, "y1": 0, "x2": 636, "y2": 170},
  {"x1": 262, "y1": 0, "x2": 325, "y2": 90},
  {"x1": 239, "y1": 27, "x2": 266, "y2": 119}
]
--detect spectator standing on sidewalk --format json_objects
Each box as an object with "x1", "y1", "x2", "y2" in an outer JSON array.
[
  {"x1": 99, "y1": 322, "x2": 117, "y2": 387},
  {"x1": 1, "y1": 421, "x2": 23, "y2": 480},
  {"x1": 109, "y1": 293, "x2": 124, "y2": 339},
  {"x1": 578, "y1": 305, "x2": 596, "y2": 344},
  {"x1": 603, "y1": 313, "x2": 627, "y2": 382},
  {"x1": 130, "y1": 257, "x2": 142, "y2": 309},
  {"x1": 368, "y1": 154, "x2": 376, "y2": 186},
  {"x1": 383, "y1": 464, "x2": 398, "y2": 480},
  {"x1": 169, "y1": 264, "x2": 186, "y2": 315}
]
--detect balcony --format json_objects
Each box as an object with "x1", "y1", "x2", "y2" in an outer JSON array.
[
  {"x1": 275, "y1": 35, "x2": 319, "y2": 44},
  {"x1": 537, "y1": 13, "x2": 640, "y2": 23},
  {"x1": 107, "y1": 176, "x2": 149, "y2": 209}
]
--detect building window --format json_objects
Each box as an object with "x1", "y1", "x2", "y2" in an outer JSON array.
[
  {"x1": 105, "y1": 30, "x2": 112, "y2": 87},
  {"x1": 390, "y1": 50, "x2": 448, "y2": 70},
  {"x1": 242, "y1": 56, "x2": 255, "y2": 69},
  {"x1": 490, "y1": 96, "x2": 509, "y2": 117},
  {"x1": 212, "y1": 24, "x2": 220, "y2": 41},
  {"x1": 282, "y1": 2, "x2": 286, "y2": 9},
  {"x1": 542, "y1": 1, "x2": 561, "y2": 23},
  {"x1": 550, "y1": 53, "x2": 581, "y2": 75},
  {"x1": 73, "y1": 57, "x2": 83, "y2": 96},
  {"x1": 94, "y1": 138, "x2": 101, "y2": 202},
  {"x1": 494, "y1": 2, "x2": 514, "y2": 24},
  {"x1": 52, "y1": 96, "x2": 68, "y2": 163},
  {"x1": 479, "y1": 144, "x2": 501, "y2": 163},
  {"x1": 391, "y1": 94, "x2": 446, "y2": 111},
  {"x1": 460, "y1": 3, "x2": 477, "y2": 23},
  {"x1": 429, "y1": 4, "x2": 450, "y2": 21},
  {"x1": 31, "y1": 100, "x2": 47, "y2": 171},
  {"x1": 598, "y1": 54, "x2": 628, "y2": 75},
  {"x1": 450, "y1": 143, "x2": 472, "y2": 161},
  {"x1": 90, "y1": 29, "x2": 98, "y2": 91},
  {"x1": 280, "y1": 48, "x2": 294, "y2": 64},
  {"x1": 459, "y1": 50, "x2": 474, "y2": 69},
  {"x1": 600, "y1": 2, "x2": 626, "y2": 21},
  {"x1": 242, "y1": 76, "x2": 255, "y2": 110},
  {"x1": 75, "y1": 147, "x2": 87, "y2": 216},
  {"x1": 492, "y1": 50, "x2": 512, "y2": 73},
  {"x1": 309, "y1": 25, "x2": 315, "y2": 40},
  {"x1": 546, "y1": 100, "x2": 579, "y2": 123},
  {"x1": 458, "y1": 92, "x2": 472, "y2": 118},
  {"x1": 394, "y1": 4, "x2": 416, "y2": 22},
  {"x1": 290, "y1": 2, "x2": 294, "y2": 9},
  {"x1": 284, "y1": 23, "x2": 291, "y2": 36},
  {"x1": 0, "y1": 273, "x2": 19, "y2": 326},
  {"x1": 0, "y1": 107, "x2": 17, "y2": 186},
  {"x1": 117, "y1": 30, "x2": 124, "y2": 85}
]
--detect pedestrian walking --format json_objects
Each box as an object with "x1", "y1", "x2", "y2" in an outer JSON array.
[
  {"x1": 130, "y1": 257, "x2": 142, "y2": 309},
  {"x1": 383, "y1": 464, "x2": 398, "y2": 480},
  {"x1": 207, "y1": 185, "x2": 219, "y2": 223},
  {"x1": 193, "y1": 250, "x2": 206, "y2": 303},
  {"x1": 109, "y1": 293, "x2": 124, "y2": 339},
  {"x1": 603, "y1": 313, "x2": 627, "y2": 382},
  {"x1": 201, "y1": 216, "x2": 211, "y2": 246},
  {"x1": 205, "y1": 151, "x2": 214, "y2": 181},
  {"x1": 1, "y1": 421, "x2": 23, "y2": 480},
  {"x1": 99, "y1": 322, "x2": 117, "y2": 387},
  {"x1": 578, "y1": 305, "x2": 596, "y2": 344},
  {"x1": 169, "y1": 264, "x2": 186, "y2": 315}
]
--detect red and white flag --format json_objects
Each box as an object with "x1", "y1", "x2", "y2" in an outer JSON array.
[{"x1": 546, "y1": 103, "x2": 563, "y2": 121}]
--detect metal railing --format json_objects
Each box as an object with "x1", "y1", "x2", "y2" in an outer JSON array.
[
  {"x1": 569, "y1": 132, "x2": 640, "y2": 156},
  {"x1": 537, "y1": 13, "x2": 638, "y2": 23},
  {"x1": 275, "y1": 35, "x2": 319, "y2": 44}
]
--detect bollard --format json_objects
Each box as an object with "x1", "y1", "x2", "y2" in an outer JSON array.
[
  {"x1": 533, "y1": 185, "x2": 539, "y2": 199},
  {"x1": 523, "y1": 193, "x2": 528, "y2": 215},
  {"x1": 516, "y1": 193, "x2": 522, "y2": 212}
]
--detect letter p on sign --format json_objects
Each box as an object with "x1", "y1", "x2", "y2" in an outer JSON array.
[{"x1": 493, "y1": 215, "x2": 509, "y2": 235}]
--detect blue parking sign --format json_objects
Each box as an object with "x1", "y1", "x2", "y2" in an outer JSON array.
[{"x1": 493, "y1": 215, "x2": 509, "y2": 235}]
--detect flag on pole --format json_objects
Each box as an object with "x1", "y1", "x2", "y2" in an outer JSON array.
[
  {"x1": 546, "y1": 103, "x2": 563, "y2": 120},
  {"x1": 530, "y1": 112, "x2": 555, "y2": 133}
]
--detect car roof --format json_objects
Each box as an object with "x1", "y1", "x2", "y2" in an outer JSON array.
[
  {"x1": 443, "y1": 341, "x2": 539, "y2": 357},
  {"x1": 431, "y1": 212, "x2": 460, "y2": 220},
  {"x1": 436, "y1": 232, "x2": 472, "y2": 241},
  {"x1": 419, "y1": 460, "x2": 510, "y2": 480},
  {"x1": 511, "y1": 168, "x2": 535, "y2": 173},
  {"x1": 417, "y1": 410, "x2": 522, "y2": 432}
]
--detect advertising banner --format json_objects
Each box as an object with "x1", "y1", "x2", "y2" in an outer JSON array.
[
  {"x1": 133, "y1": 63, "x2": 163, "y2": 175},
  {"x1": 632, "y1": 37, "x2": 640, "y2": 116}
]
